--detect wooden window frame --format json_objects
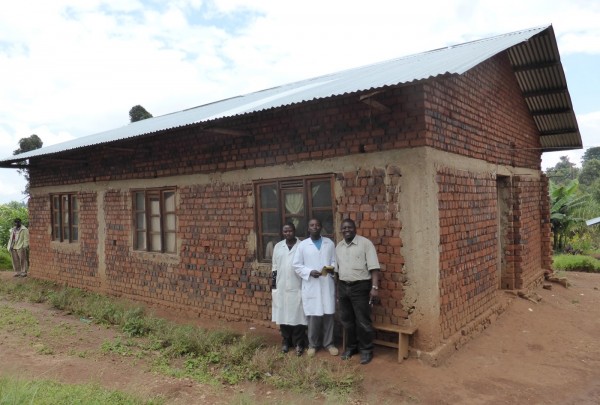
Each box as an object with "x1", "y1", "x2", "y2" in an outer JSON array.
[
  {"x1": 132, "y1": 188, "x2": 177, "y2": 253},
  {"x1": 254, "y1": 175, "x2": 335, "y2": 262},
  {"x1": 50, "y1": 193, "x2": 79, "y2": 243}
]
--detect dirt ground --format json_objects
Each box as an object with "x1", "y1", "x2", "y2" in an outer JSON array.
[{"x1": 1, "y1": 271, "x2": 599, "y2": 404}]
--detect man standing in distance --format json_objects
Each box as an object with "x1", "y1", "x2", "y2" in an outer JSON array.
[
  {"x1": 293, "y1": 218, "x2": 338, "y2": 357},
  {"x1": 7, "y1": 218, "x2": 30, "y2": 277},
  {"x1": 271, "y1": 223, "x2": 307, "y2": 356},
  {"x1": 336, "y1": 218, "x2": 380, "y2": 365}
]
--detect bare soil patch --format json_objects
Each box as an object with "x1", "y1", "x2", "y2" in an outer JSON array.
[{"x1": 1, "y1": 271, "x2": 599, "y2": 404}]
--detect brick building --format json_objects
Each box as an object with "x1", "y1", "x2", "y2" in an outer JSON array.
[{"x1": 0, "y1": 26, "x2": 582, "y2": 363}]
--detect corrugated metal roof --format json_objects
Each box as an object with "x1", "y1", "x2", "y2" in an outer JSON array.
[
  {"x1": 507, "y1": 25, "x2": 581, "y2": 151},
  {"x1": 586, "y1": 217, "x2": 600, "y2": 227},
  {"x1": 0, "y1": 24, "x2": 582, "y2": 166}
]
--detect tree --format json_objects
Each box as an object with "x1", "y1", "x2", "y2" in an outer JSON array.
[
  {"x1": 579, "y1": 159, "x2": 600, "y2": 187},
  {"x1": 13, "y1": 134, "x2": 43, "y2": 196},
  {"x1": 0, "y1": 201, "x2": 28, "y2": 248},
  {"x1": 590, "y1": 178, "x2": 600, "y2": 205},
  {"x1": 13, "y1": 134, "x2": 43, "y2": 155},
  {"x1": 582, "y1": 147, "x2": 600, "y2": 165},
  {"x1": 129, "y1": 105, "x2": 153, "y2": 122},
  {"x1": 545, "y1": 156, "x2": 579, "y2": 186},
  {"x1": 550, "y1": 180, "x2": 589, "y2": 251}
]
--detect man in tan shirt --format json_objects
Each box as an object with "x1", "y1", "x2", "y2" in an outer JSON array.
[
  {"x1": 335, "y1": 218, "x2": 380, "y2": 365},
  {"x1": 7, "y1": 218, "x2": 29, "y2": 277}
]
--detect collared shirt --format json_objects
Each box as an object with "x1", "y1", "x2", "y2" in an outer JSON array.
[{"x1": 335, "y1": 234, "x2": 380, "y2": 282}]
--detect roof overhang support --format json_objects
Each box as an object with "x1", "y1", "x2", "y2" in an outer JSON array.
[
  {"x1": 39, "y1": 157, "x2": 88, "y2": 164},
  {"x1": 359, "y1": 91, "x2": 391, "y2": 113},
  {"x1": 512, "y1": 60, "x2": 561, "y2": 72},
  {"x1": 539, "y1": 129, "x2": 579, "y2": 137},
  {"x1": 0, "y1": 158, "x2": 28, "y2": 169},
  {"x1": 530, "y1": 107, "x2": 572, "y2": 116},
  {"x1": 202, "y1": 127, "x2": 250, "y2": 137},
  {"x1": 522, "y1": 87, "x2": 568, "y2": 99},
  {"x1": 103, "y1": 145, "x2": 138, "y2": 153}
]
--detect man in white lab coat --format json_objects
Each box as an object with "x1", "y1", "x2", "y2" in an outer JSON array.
[
  {"x1": 293, "y1": 218, "x2": 338, "y2": 357},
  {"x1": 271, "y1": 222, "x2": 307, "y2": 356}
]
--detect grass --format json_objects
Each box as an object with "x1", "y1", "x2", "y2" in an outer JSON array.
[
  {"x1": 0, "y1": 305, "x2": 41, "y2": 338},
  {"x1": 0, "y1": 376, "x2": 163, "y2": 405},
  {"x1": 0, "y1": 277, "x2": 362, "y2": 401},
  {"x1": 0, "y1": 249, "x2": 12, "y2": 270},
  {"x1": 553, "y1": 254, "x2": 600, "y2": 272}
]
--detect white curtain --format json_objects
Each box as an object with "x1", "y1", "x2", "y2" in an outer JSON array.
[{"x1": 285, "y1": 192, "x2": 303, "y2": 227}]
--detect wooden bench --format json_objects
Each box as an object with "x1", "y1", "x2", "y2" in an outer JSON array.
[
  {"x1": 343, "y1": 322, "x2": 418, "y2": 363},
  {"x1": 373, "y1": 323, "x2": 418, "y2": 363}
]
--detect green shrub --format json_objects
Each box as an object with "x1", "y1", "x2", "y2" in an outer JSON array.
[
  {"x1": 122, "y1": 307, "x2": 156, "y2": 337},
  {"x1": 0, "y1": 249, "x2": 13, "y2": 270},
  {"x1": 553, "y1": 254, "x2": 600, "y2": 272},
  {"x1": 0, "y1": 201, "x2": 28, "y2": 248}
]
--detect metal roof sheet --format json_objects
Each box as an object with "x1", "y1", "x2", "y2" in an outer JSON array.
[
  {"x1": 1, "y1": 24, "x2": 582, "y2": 166},
  {"x1": 586, "y1": 217, "x2": 600, "y2": 227}
]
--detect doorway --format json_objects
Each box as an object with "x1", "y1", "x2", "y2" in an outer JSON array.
[{"x1": 496, "y1": 176, "x2": 511, "y2": 289}]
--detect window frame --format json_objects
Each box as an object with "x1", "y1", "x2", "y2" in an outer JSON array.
[
  {"x1": 254, "y1": 175, "x2": 335, "y2": 262},
  {"x1": 132, "y1": 188, "x2": 177, "y2": 254},
  {"x1": 50, "y1": 193, "x2": 79, "y2": 243}
]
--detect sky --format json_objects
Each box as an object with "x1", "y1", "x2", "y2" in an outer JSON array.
[{"x1": 1, "y1": 0, "x2": 599, "y2": 204}]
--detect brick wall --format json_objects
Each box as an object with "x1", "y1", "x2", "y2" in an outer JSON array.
[
  {"x1": 335, "y1": 165, "x2": 407, "y2": 325},
  {"x1": 511, "y1": 176, "x2": 547, "y2": 289},
  {"x1": 424, "y1": 53, "x2": 541, "y2": 170},
  {"x1": 28, "y1": 192, "x2": 100, "y2": 289},
  {"x1": 100, "y1": 185, "x2": 269, "y2": 321},
  {"x1": 28, "y1": 86, "x2": 427, "y2": 189},
  {"x1": 437, "y1": 168, "x2": 498, "y2": 339}
]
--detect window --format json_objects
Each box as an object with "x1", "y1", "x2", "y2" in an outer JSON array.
[
  {"x1": 51, "y1": 194, "x2": 79, "y2": 242},
  {"x1": 255, "y1": 176, "x2": 334, "y2": 261},
  {"x1": 133, "y1": 189, "x2": 176, "y2": 253}
]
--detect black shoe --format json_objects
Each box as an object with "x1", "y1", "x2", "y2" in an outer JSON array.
[
  {"x1": 13, "y1": 273, "x2": 20, "y2": 277},
  {"x1": 340, "y1": 348, "x2": 359, "y2": 360},
  {"x1": 281, "y1": 344, "x2": 289, "y2": 353},
  {"x1": 360, "y1": 352, "x2": 373, "y2": 365},
  {"x1": 295, "y1": 346, "x2": 304, "y2": 356}
]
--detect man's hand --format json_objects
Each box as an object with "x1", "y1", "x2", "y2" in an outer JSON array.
[
  {"x1": 310, "y1": 270, "x2": 321, "y2": 278},
  {"x1": 369, "y1": 288, "x2": 379, "y2": 299}
]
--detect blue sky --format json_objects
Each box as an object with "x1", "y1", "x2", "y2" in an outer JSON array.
[{"x1": 1, "y1": 0, "x2": 599, "y2": 204}]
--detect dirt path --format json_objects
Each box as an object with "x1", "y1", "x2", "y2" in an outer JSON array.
[{"x1": 1, "y1": 271, "x2": 599, "y2": 404}]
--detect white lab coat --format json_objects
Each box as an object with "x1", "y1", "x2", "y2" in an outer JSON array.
[
  {"x1": 271, "y1": 238, "x2": 307, "y2": 325},
  {"x1": 292, "y1": 237, "x2": 336, "y2": 316}
]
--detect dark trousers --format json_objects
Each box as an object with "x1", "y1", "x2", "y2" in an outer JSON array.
[
  {"x1": 338, "y1": 280, "x2": 374, "y2": 353},
  {"x1": 280, "y1": 324, "x2": 307, "y2": 348}
]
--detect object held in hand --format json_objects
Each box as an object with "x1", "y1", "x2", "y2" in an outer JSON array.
[{"x1": 321, "y1": 265, "x2": 334, "y2": 276}]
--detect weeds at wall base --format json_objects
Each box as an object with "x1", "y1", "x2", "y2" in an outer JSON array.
[{"x1": 0, "y1": 276, "x2": 362, "y2": 400}]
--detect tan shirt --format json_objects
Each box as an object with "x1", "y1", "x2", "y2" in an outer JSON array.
[
  {"x1": 7, "y1": 226, "x2": 29, "y2": 251},
  {"x1": 335, "y1": 234, "x2": 380, "y2": 282}
]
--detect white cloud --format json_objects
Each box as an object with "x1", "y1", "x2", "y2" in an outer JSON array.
[{"x1": 1, "y1": 0, "x2": 599, "y2": 203}]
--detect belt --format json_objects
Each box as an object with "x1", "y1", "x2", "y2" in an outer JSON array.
[{"x1": 338, "y1": 279, "x2": 371, "y2": 286}]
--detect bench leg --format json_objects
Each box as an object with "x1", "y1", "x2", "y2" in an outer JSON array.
[{"x1": 398, "y1": 333, "x2": 409, "y2": 363}]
